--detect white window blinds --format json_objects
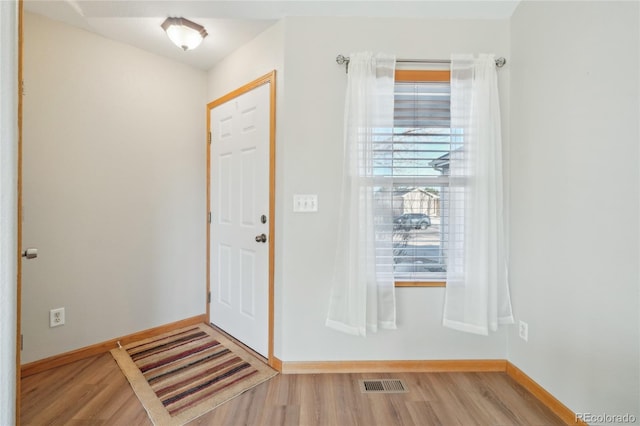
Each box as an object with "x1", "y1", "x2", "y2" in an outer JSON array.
[{"x1": 373, "y1": 79, "x2": 452, "y2": 281}]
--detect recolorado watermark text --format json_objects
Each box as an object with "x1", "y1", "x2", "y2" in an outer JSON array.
[{"x1": 576, "y1": 413, "x2": 637, "y2": 424}]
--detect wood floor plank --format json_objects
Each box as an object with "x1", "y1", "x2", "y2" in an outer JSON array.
[
  {"x1": 464, "y1": 373, "x2": 525, "y2": 425},
  {"x1": 406, "y1": 401, "x2": 454, "y2": 426},
  {"x1": 104, "y1": 396, "x2": 152, "y2": 426},
  {"x1": 483, "y1": 372, "x2": 566, "y2": 426},
  {"x1": 21, "y1": 354, "x2": 566, "y2": 426},
  {"x1": 298, "y1": 374, "x2": 339, "y2": 426},
  {"x1": 263, "y1": 404, "x2": 301, "y2": 426},
  {"x1": 333, "y1": 373, "x2": 365, "y2": 425},
  {"x1": 71, "y1": 370, "x2": 136, "y2": 422}
]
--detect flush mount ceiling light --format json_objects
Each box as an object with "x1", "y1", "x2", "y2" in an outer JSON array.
[{"x1": 161, "y1": 17, "x2": 208, "y2": 51}]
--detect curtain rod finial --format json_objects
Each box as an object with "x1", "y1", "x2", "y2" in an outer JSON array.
[{"x1": 336, "y1": 54, "x2": 350, "y2": 73}]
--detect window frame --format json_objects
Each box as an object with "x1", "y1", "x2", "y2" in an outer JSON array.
[{"x1": 393, "y1": 69, "x2": 451, "y2": 288}]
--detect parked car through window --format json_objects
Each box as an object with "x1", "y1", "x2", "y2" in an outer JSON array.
[{"x1": 393, "y1": 213, "x2": 431, "y2": 230}]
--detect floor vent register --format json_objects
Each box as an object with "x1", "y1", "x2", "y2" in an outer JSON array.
[{"x1": 358, "y1": 379, "x2": 408, "y2": 394}]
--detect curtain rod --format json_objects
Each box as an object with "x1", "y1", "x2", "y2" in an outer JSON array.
[{"x1": 335, "y1": 54, "x2": 506, "y2": 73}]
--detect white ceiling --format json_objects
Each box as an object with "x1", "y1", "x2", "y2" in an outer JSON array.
[{"x1": 24, "y1": 0, "x2": 521, "y2": 70}]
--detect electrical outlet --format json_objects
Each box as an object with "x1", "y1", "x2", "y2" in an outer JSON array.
[
  {"x1": 518, "y1": 320, "x2": 528, "y2": 342},
  {"x1": 50, "y1": 308, "x2": 65, "y2": 328}
]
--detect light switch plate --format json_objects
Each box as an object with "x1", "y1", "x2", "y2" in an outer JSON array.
[{"x1": 293, "y1": 194, "x2": 318, "y2": 212}]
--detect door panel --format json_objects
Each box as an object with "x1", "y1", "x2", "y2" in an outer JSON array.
[
  {"x1": 209, "y1": 82, "x2": 270, "y2": 357},
  {"x1": 240, "y1": 249, "x2": 256, "y2": 316}
]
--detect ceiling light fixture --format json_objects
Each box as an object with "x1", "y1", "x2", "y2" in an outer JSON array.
[{"x1": 161, "y1": 17, "x2": 208, "y2": 51}]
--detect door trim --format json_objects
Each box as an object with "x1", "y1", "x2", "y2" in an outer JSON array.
[
  {"x1": 16, "y1": 0, "x2": 24, "y2": 422},
  {"x1": 206, "y1": 71, "x2": 276, "y2": 367}
]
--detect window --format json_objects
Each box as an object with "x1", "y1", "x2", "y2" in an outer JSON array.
[{"x1": 374, "y1": 70, "x2": 451, "y2": 286}]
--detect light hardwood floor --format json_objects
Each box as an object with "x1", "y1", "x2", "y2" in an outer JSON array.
[{"x1": 21, "y1": 353, "x2": 565, "y2": 425}]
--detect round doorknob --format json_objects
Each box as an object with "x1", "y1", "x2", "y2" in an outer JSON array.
[{"x1": 255, "y1": 234, "x2": 267, "y2": 243}]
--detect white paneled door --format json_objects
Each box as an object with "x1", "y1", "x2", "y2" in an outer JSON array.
[{"x1": 209, "y1": 81, "x2": 271, "y2": 357}]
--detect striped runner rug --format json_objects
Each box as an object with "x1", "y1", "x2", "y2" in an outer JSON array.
[{"x1": 111, "y1": 323, "x2": 278, "y2": 425}]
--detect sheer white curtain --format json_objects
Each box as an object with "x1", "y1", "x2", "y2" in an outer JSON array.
[
  {"x1": 443, "y1": 54, "x2": 514, "y2": 335},
  {"x1": 326, "y1": 52, "x2": 397, "y2": 336}
]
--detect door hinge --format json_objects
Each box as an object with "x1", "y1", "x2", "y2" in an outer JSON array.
[
  {"x1": 20, "y1": 334, "x2": 23, "y2": 351},
  {"x1": 207, "y1": 292, "x2": 211, "y2": 304},
  {"x1": 208, "y1": 212, "x2": 212, "y2": 223},
  {"x1": 20, "y1": 80, "x2": 25, "y2": 97},
  {"x1": 208, "y1": 131, "x2": 212, "y2": 144}
]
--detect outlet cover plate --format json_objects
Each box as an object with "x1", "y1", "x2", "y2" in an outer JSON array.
[
  {"x1": 50, "y1": 308, "x2": 65, "y2": 328},
  {"x1": 518, "y1": 320, "x2": 528, "y2": 342}
]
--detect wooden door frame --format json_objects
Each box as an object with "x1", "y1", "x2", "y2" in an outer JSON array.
[{"x1": 206, "y1": 71, "x2": 277, "y2": 368}]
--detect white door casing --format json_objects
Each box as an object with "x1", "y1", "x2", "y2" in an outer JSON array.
[{"x1": 209, "y1": 79, "x2": 271, "y2": 358}]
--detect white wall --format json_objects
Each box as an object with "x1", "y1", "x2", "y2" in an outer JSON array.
[
  {"x1": 509, "y1": 1, "x2": 639, "y2": 420},
  {"x1": 208, "y1": 16, "x2": 512, "y2": 361},
  {"x1": 281, "y1": 17, "x2": 511, "y2": 361},
  {"x1": 207, "y1": 21, "x2": 284, "y2": 103},
  {"x1": 0, "y1": 1, "x2": 18, "y2": 423},
  {"x1": 22, "y1": 13, "x2": 208, "y2": 363}
]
